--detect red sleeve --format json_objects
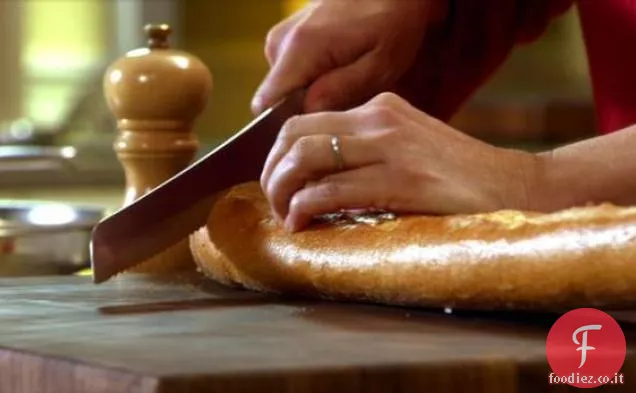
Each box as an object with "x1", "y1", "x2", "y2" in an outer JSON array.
[
  {"x1": 577, "y1": 0, "x2": 636, "y2": 134},
  {"x1": 395, "y1": 0, "x2": 575, "y2": 122}
]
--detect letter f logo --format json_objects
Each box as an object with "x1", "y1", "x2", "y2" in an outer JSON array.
[{"x1": 573, "y1": 324, "x2": 602, "y2": 368}]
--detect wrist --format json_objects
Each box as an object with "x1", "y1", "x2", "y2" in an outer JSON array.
[
  {"x1": 520, "y1": 149, "x2": 578, "y2": 212},
  {"x1": 492, "y1": 148, "x2": 550, "y2": 212}
]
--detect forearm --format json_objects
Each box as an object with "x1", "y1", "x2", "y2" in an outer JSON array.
[{"x1": 531, "y1": 126, "x2": 636, "y2": 211}]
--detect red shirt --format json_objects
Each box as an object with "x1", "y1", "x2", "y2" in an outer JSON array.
[
  {"x1": 403, "y1": 0, "x2": 636, "y2": 135},
  {"x1": 578, "y1": 0, "x2": 636, "y2": 133}
]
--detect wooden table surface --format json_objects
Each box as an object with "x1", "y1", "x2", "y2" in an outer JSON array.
[{"x1": 0, "y1": 274, "x2": 633, "y2": 393}]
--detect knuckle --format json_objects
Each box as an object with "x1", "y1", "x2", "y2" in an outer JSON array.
[
  {"x1": 370, "y1": 92, "x2": 402, "y2": 108},
  {"x1": 362, "y1": 93, "x2": 405, "y2": 128},
  {"x1": 288, "y1": 24, "x2": 317, "y2": 47},
  {"x1": 369, "y1": 105, "x2": 400, "y2": 128},
  {"x1": 285, "y1": 135, "x2": 315, "y2": 173},
  {"x1": 264, "y1": 28, "x2": 281, "y2": 62},
  {"x1": 279, "y1": 115, "x2": 302, "y2": 141},
  {"x1": 292, "y1": 135, "x2": 314, "y2": 160}
]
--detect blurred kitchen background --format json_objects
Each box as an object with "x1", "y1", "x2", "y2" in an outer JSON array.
[{"x1": 0, "y1": 0, "x2": 594, "y2": 210}]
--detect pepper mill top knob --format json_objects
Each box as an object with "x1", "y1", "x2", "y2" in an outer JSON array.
[
  {"x1": 145, "y1": 23, "x2": 171, "y2": 49},
  {"x1": 103, "y1": 23, "x2": 213, "y2": 132}
]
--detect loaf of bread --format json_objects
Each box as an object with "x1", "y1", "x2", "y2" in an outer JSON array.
[{"x1": 188, "y1": 181, "x2": 636, "y2": 311}]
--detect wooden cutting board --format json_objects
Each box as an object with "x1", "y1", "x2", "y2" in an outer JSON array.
[{"x1": 0, "y1": 274, "x2": 634, "y2": 393}]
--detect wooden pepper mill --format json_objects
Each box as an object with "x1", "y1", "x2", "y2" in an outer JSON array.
[{"x1": 103, "y1": 24, "x2": 213, "y2": 275}]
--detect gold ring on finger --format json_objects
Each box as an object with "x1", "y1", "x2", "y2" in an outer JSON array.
[{"x1": 330, "y1": 135, "x2": 345, "y2": 171}]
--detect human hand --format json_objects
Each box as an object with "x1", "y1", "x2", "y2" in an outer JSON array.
[
  {"x1": 261, "y1": 93, "x2": 541, "y2": 232},
  {"x1": 251, "y1": 0, "x2": 446, "y2": 115}
]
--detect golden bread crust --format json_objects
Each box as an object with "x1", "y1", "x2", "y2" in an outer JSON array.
[{"x1": 189, "y1": 181, "x2": 636, "y2": 311}]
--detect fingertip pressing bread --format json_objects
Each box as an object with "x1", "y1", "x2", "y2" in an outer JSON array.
[{"x1": 189, "y1": 181, "x2": 636, "y2": 311}]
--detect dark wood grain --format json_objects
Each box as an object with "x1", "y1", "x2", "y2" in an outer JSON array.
[{"x1": 0, "y1": 274, "x2": 633, "y2": 393}]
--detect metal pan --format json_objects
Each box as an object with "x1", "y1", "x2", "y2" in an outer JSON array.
[{"x1": 0, "y1": 200, "x2": 105, "y2": 276}]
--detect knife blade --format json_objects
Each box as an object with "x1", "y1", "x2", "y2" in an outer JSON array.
[{"x1": 90, "y1": 89, "x2": 306, "y2": 284}]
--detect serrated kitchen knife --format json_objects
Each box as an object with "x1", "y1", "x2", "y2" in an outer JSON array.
[{"x1": 90, "y1": 89, "x2": 305, "y2": 284}]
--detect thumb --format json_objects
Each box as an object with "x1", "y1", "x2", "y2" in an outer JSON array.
[{"x1": 305, "y1": 52, "x2": 391, "y2": 112}]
